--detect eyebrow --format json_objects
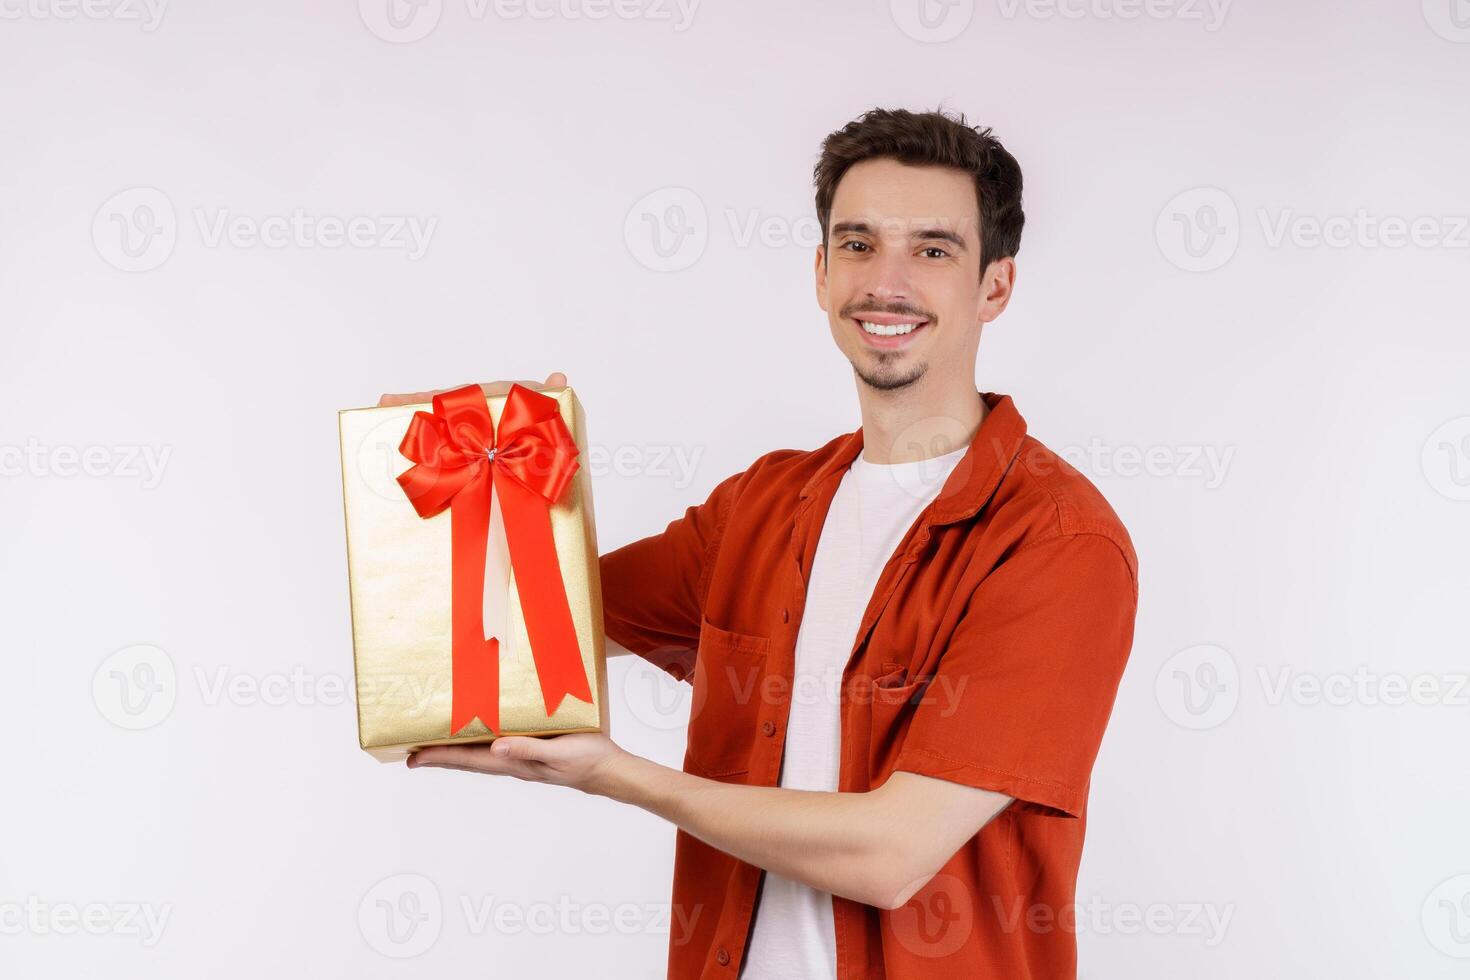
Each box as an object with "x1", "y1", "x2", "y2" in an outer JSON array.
[{"x1": 829, "y1": 220, "x2": 968, "y2": 250}]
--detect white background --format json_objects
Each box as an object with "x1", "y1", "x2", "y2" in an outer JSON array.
[{"x1": 2, "y1": 1, "x2": 1468, "y2": 976}]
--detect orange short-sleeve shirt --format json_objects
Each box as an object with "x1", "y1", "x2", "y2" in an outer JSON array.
[{"x1": 600, "y1": 391, "x2": 1139, "y2": 980}]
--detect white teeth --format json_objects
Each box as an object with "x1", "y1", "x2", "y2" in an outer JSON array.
[{"x1": 859, "y1": 319, "x2": 921, "y2": 337}]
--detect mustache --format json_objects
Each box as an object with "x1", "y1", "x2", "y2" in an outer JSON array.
[{"x1": 842, "y1": 304, "x2": 935, "y2": 321}]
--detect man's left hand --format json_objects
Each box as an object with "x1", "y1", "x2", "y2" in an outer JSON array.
[{"x1": 406, "y1": 732, "x2": 628, "y2": 797}]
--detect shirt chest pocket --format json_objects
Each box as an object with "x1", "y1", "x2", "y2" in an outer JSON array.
[
  {"x1": 684, "y1": 615, "x2": 771, "y2": 778},
  {"x1": 866, "y1": 660, "x2": 931, "y2": 774}
]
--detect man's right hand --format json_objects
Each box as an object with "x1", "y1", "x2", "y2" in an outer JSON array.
[{"x1": 377, "y1": 371, "x2": 569, "y2": 408}]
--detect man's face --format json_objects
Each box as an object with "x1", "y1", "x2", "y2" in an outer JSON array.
[{"x1": 815, "y1": 157, "x2": 1013, "y2": 393}]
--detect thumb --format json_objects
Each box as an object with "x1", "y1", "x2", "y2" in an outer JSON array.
[
  {"x1": 491, "y1": 736, "x2": 544, "y2": 761},
  {"x1": 544, "y1": 371, "x2": 567, "y2": 388}
]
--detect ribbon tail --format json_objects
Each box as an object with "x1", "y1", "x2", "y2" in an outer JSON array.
[
  {"x1": 448, "y1": 468, "x2": 500, "y2": 736},
  {"x1": 493, "y1": 468, "x2": 594, "y2": 717},
  {"x1": 483, "y1": 475, "x2": 517, "y2": 667}
]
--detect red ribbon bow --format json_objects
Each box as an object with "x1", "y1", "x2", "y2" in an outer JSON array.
[{"x1": 396, "y1": 383, "x2": 593, "y2": 736}]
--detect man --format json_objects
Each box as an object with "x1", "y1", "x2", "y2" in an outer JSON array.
[{"x1": 391, "y1": 107, "x2": 1139, "y2": 979}]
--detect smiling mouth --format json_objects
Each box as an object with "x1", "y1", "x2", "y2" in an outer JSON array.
[{"x1": 853, "y1": 316, "x2": 930, "y2": 346}]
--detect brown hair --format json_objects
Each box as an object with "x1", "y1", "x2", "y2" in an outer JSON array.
[{"x1": 813, "y1": 107, "x2": 1024, "y2": 273}]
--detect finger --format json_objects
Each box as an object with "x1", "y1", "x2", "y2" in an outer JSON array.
[
  {"x1": 489, "y1": 736, "x2": 551, "y2": 763},
  {"x1": 479, "y1": 379, "x2": 552, "y2": 398},
  {"x1": 379, "y1": 387, "x2": 446, "y2": 408},
  {"x1": 407, "y1": 744, "x2": 550, "y2": 781},
  {"x1": 410, "y1": 761, "x2": 505, "y2": 776},
  {"x1": 383, "y1": 377, "x2": 564, "y2": 407},
  {"x1": 421, "y1": 759, "x2": 548, "y2": 781},
  {"x1": 407, "y1": 745, "x2": 505, "y2": 771}
]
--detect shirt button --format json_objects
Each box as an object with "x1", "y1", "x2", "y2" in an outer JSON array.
[
  {"x1": 716, "y1": 946, "x2": 730, "y2": 965},
  {"x1": 781, "y1": 607, "x2": 789, "y2": 623},
  {"x1": 762, "y1": 720, "x2": 776, "y2": 737}
]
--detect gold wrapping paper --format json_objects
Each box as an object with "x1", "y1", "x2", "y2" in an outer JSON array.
[{"x1": 338, "y1": 386, "x2": 608, "y2": 762}]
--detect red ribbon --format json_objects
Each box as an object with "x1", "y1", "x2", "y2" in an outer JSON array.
[{"x1": 396, "y1": 383, "x2": 593, "y2": 736}]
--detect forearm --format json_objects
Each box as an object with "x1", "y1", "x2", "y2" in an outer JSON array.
[{"x1": 598, "y1": 752, "x2": 891, "y2": 906}]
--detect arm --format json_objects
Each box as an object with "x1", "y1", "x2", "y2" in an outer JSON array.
[
  {"x1": 605, "y1": 756, "x2": 1012, "y2": 910},
  {"x1": 407, "y1": 736, "x2": 1010, "y2": 911}
]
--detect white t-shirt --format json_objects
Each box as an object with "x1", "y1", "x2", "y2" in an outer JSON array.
[{"x1": 738, "y1": 443, "x2": 970, "y2": 980}]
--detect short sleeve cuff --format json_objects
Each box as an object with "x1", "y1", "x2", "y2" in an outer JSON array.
[
  {"x1": 893, "y1": 745, "x2": 1084, "y2": 819},
  {"x1": 604, "y1": 615, "x2": 696, "y2": 685}
]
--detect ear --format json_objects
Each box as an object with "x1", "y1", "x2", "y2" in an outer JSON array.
[
  {"x1": 814, "y1": 243, "x2": 829, "y2": 312},
  {"x1": 979, "y1": 256, "x2": 1017, "y2": 325}
]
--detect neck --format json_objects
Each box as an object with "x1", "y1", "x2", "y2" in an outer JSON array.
[{"x1": 855, "y1": 376, "x2": 987, "y2": 465}]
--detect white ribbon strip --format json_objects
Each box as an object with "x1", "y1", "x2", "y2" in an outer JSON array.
[{"x1": 483, "y1": 475, "x2": 518, "y2": 664}]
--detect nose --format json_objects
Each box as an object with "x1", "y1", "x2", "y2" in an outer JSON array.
[{"x1": 862, "y1": 247, "x2": 914, "y2": 308}]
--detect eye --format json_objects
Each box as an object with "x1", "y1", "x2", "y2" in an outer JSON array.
[
  {"x1": 841, "y1": 240, "x2": 870, "y2": 253},
  {"x1": 921, "y1": 246, "x2": 950, "y2": 259}
]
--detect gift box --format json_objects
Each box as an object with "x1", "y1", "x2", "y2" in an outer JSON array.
[{"x1": 338, "y1": 383, "x2": 608, "y2": 762}]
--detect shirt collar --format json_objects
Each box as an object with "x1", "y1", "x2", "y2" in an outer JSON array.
[{"x1": 798, "y1": 391, "x2": 1028, "y2": 526}]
